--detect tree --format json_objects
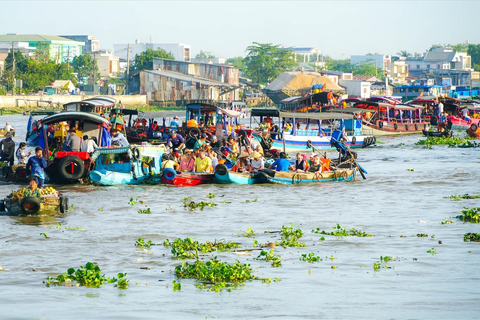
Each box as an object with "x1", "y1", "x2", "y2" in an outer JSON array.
[
  {"x1": 226, "y1": 56, "x2": 245, "y2": 71},
  {"x1": 35, "y1": 43, "x2": 51, "y2": 63},
  {"x1": 243, "y1": 42, "x2": 296, "y2": 85},
  {"x1": 397, "y1": 50, "x2": 411, "y2": 58},
  {"x1": 195, "y1": 50, "x2": 215, "y2": 59},
  {"x1": 468, "y1": 44, "x2": 480, "y2": 71},
  {"x1": 71, "y1": 54, "x2": 98, "y2": 81},
  {"x1": 129, "y1": 48, "x2": 174, "y2": 76},
  {"x1": 324, "y1": 58, "x2": 353, "y2": 73}
]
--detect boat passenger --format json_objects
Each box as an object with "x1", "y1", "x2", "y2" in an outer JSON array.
[
  {"x1": 152, "y1": 121, "x2": 159, "y2": 131},
  {"x1": 187, "y1": 117, "x2": 199, "y2": 128},
  {"x1": 194, "y1": 133, "x2": 207, "y2": 151},
  {"x1": 461, "y1": 108, "x2": 470, "y2": 121},
  {"x1": 194, "y1": 149, "x2": 212, "y2": 173},
  {"x1": 290, "y1": 152, "x2": 308, "y2": 172},
  {"x1": 161, "y1": 153, "x2": 178, "y2": 171},
  {"x1": 252, "y1": 143, "x2": 264, "y2": 156},
  {"x1": 209, "y1": 135, "x2": 221, "y2": 150},
  {"x1": 178, "y1": 149, "x2": 195, "y2": 172},
  {"x1": 64, "y1": 129, "x2": 82, "y2": 152},
  {"x1": 268, "y1": 152, "x2": 290, "y2": 172},
  {"x1": 237, "y1": 152, "x2": 251, "y2": 172},
  {"x1": 438, "y1": 112, "x2": 447, "y2": 132},
  {"x1": 110, "y1": 129, "x2": 129, "y2": 147},
  {"x1": 308, "y1": 155, "x2": 322, "y2": 173},
  {"x1": 26, "y1": 147, "x2": 47, "y2": 188},
  {"x1": 170, "y1": 116, "x2": 179, "y2": 131},
  {"x1": 166, "y1": 130, "x2": 185, "y2": 159},
  {"x1": 23, "y1": 178, "x2": 41, "y2": 198},
  {"x1": 80, "y1": 135, "x2": 98, "y2": 153},
  {"x1": 0, "y1": 132, "x2": 15, "y2": 166},
  {"x1": 4, "y1": 122, "x2": 13, "y2": 132},
  {"x1": 250, "y1": 151, "x2": 264, "y2": 173},
  {"x1": 258, "y1": 118, "x2": 270, "y2": 132},
  {"x1": 208, "y1": 150, "x2": 218, "y2": 171},
  {"x1": 16, "y1": 142, "x2": 31, "y2": 165},
  {"x1": 285, "y1": 122, "x2": 292, "y2": 131},
  {"x1": 199, "y1": 119, "x2": 205, "y2": 128},
  {"x1": 226, "y1": 135, "x2": 239, "y2": 159},
  {"x1": 296, "y1": 123, "x2": 301, "y2": 131},
  {"x1": 466, "y1": 124, "x2": 480, "y2": 138}
]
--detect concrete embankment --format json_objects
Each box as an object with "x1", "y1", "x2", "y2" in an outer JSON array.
[{"x1": 0, "y1": 94, "x2": 147, "y2": 110}]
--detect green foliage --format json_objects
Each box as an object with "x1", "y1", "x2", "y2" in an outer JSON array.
[
  {"x1": 71, "y1": 54, "x2": 99, "y2": 81},
  {"x1": 456, "y1": 207, "x2": 480, "y2": 223},
  {"x1": 226, "y1": 56, "x2": 245, "y2": 70},
  {"x1": 464, "y1": 233, "x2": 480, "y2": 242},
  {"x1": 276, "y1": 223, "x2": 307, "y2": 247},
  {"x1": 417, "y1": 233, "x2": 428, "y2": 237},
  {"x1": 138, "y1": 208, "x2": 151, "y2": 214},
  {"x1": 427, "y1": 248, "x2": 437, "y2": 255},
  {"x1": 128, "y1": 197, "x2": 138, "y2": 205},
  {"x1": 238, "y1": 227, "x2": 256, "y2": 238},
  {"x1": 183, "y1": 197, "x2": 217, "y2": 211},
  {"x1": 312, "y1": 224, "x2": 372, "y2": 237},
  {"x1": 163, "y1": 237, "x2": 240, "y2": 260},
  {"x1": 172, "y1": 280, "x2": 182, "y2": 291},
  {"x1": 245, "y1": 198, "x2": 258, "y2": 203},
  {"x1": 195, "y1": 50, "x2": 216, "y2": 59},
  {"x1": 129, "y1": 48, "x2": 174, "y2": 76},
  {"x1": 441, "y1": 219, "x2": 453, "y2": 225},
  {"x1": 447, "y1": 194, "x2": 480, "y2": 201},
  {"x1": 415, "y1": 136, "x2": 476, "y2": 148},
  {"x1": 299, "y1": 253, "x2": 322, "y2": 263},
  {"x1": 243, "y1": 42, "x2": 296, "y2": 85},
  {"x1": 468, "y1": 44, "x2": 480, "y2": 71},
  {"x1": 44, "y1": 262, "x2": 129, "y2": 289},
  {"x1": 206, "y1": 193, "x2": 216, "y2": 199},
  {"x1": 397, "y1": 50, "x2": 412, "y2": 58},
  {"x1": 135, "y1": 238, "x2": 154, "y2": 249},
  {"x1": 256, "y1": 249, "x2": 282, "y2": 267}
]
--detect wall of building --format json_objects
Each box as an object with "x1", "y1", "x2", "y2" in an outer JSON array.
[
  {"x1": 339, "y1": 80, "x2": 371, "y2": 98},
  {"x1": 0, "y1": 95, "x2": 147, "y2": 109}
]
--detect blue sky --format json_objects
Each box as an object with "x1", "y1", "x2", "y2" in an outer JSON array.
[{"x1": 2, "y1": 0, "x2": 479, "y2": 59}]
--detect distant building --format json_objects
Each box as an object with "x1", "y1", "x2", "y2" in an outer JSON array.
[
  {"x1": 287, "y1": 47, "x2": 325, "y2": 70},
  {"x1": 60, "y1": 35, "x2": 99, "y2": 54},
  {"x1": 351, "y1": 54, "x2": 392, "y2": 76},
  {"x1": 0, "y1": 34, "x2": 84, "y2": 63},
  {"x1": 92, "y1": 51, "x2": 120, "y2": 78},
  {"x1": 114, "y1": 40, "x2": 191, "y2": 62},
  {"x1": 191, "y1": 57, "x2": 227, "y2": 65}
]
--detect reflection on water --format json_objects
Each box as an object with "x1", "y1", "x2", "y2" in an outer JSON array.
[{"x1": 0, "y1": 115, "x2": 479, "y2": 319}]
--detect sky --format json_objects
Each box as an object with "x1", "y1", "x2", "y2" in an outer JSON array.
[{"x1": 2, "y1": 0, "x2": 480, "y2": 59}]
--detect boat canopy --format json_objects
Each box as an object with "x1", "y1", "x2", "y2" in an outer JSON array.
[
  {"x1": 30, "y1": 110, "x2": 60, "y2": 116},
  {"x1": 325, "y1": 107, "x2": 366, "y2": 114},
  {"x1": 355, "y1": 101, "x2": 420, "y2": 111},
  {"x1": 217, "y1": 108, "x2": 242, "y2": 118},
  {"x1": 41, "y1": 111, "x2": 110, "y2": 125},
  {"x1": 279, "y1": 111, "x2": 354, "y2": 120},
  {"x1": 250, "y1": 108, "x2": 280, "y2": 118}
]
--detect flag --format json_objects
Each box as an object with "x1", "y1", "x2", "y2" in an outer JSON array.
[
  {"x1": 321, "y1": 83, "x2": 326, "y2": 91},
  {"x1": 418, "y1": 91, "x2": 423, "y2": 97}
]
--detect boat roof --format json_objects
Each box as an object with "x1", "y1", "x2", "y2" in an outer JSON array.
[
  {"x1": 111, "y1": 108, "x2": 138, "y2": 115},
  {"x1": 250, "y1": 108, "x2": 280, "y2": 117},
  {"x1": 30, "y1": 110, "x2": 60, "y2": 116},
  {"x1": 87, "y1": 96, "x2": 116, "y2": 104},
  {"x1": 325, "y1": 107, "x2": 366, "y2": 114},
  {"x1": 354, "y1": 101, "x2": 421, "y2": 110},
  {"x1": 279, "y1": 111, "x2": 354, "y2": 120},
  {"x1": 41, "y1": 111, "x2": 110, "y2": 125},
  {"x1": 187, "y1": 103, "x2": 243, "y2": 118}
]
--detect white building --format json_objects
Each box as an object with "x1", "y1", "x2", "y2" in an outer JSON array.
[
  {"x1": 288, "y1": 47, "x2": 325, "y2": 70},
  {"x1": 351, "y1": 54, "x2": 392, "y2": 76},
  {"x1": 92, "y1": 51, "x2": 120, "y2": 78},
  {"x1": 405, "y1": 47, "x2": 471, "y2": 72},
  {"x1": 114, "y1": 41, "x2": 191, "y2": 62}
]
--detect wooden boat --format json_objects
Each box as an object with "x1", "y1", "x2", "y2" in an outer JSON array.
[
  {"x1": 0, "y1": 164, "x2": 28, "y2": 182},
  {"x1": 89, "y1": 145, "x2": 166, "y2": 186},
  {"x1": 0, "y1": 195, "x2": 69, "y2": 215},
  {"x1": 160, "y1": 168, "x2": 215, "y2": 186},
  {"x1": 422, "y1": 129, "x2": 452, "y2": 137},
  {"x1": 214, "y1": 164, "x2": 269, "y2": 184},
  {"x1": 261, "y1": 168, "x2": 356, "y2": 185},
  {"x1": 0, "y1": 128, "x2": 15, "y2": 138}
]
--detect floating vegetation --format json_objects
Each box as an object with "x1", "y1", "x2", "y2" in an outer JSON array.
[
  {"x1": 373, "y1": 256, "x2": 394, "y2": 272},
  {"x1": 256, "y1": 249, "x2": 282, "y2": 267},
  {"x1": 163, "y1": 237, "x2": 240, "y2": 260},
  {"x1": 427, "y1": 248, "x2": 437, "y2": 255},
  {"x1": 441, "y1": 219, "x2": 453, "y2": 225},
  {"x1": 44, "y1": 262, "x2": 129, "y2": 289},
  {"x1": 135, "y1": 238, "x2": 154, "y2": 249},
  {"x1": 206, "y1": 193, "x2": 216, "y2": 199},
  {"x1": 174, "y1": 259, "x2": 255, "y2": 292},
  {"x1": 299, "y1": 253, "x2": 322, "y2": 263},
  {"x1": 275, "y1": 224, "x2": 307, "y2": 247},
  {"x1": 246, "y1": 198, "x2": 258, "y2": 203},
  {"x1": 183, "y1": 197, "x2": 217, "y2": 211},
  {"x1": 312, "y1": 224, "x2": 372, "y2": 237},
  {"x1": 40, "y1": 232, "x2": 48, "y2": 238},
  {"x1": 128, "y1": 197, "x2": 138, "y2": 205},
  {"x1": 415, "y1": 136, "x2": 476, "y2": 148},
  {"x1": 456, "y1": 207, "x2": 480, "y2": 223},
  {"x1": 172, "y1": 280, "x2": 181, "y2": 291},
  {"x1": 238, "y1": 227, "x2": 256, "y2": 238},
  {"x1": 138, "y1": 208, "x2": 151, "y2": 214},
  {"x1": 464, "y1": 233, "x2": 480, "y2": 242},
  {"x1": 447, "y1": 194, "x2": 480, "y2": 201}
]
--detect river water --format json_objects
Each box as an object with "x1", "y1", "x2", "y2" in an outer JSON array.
[{"x1": 0, "y1": 114, "x2": 479, "y2": 319}]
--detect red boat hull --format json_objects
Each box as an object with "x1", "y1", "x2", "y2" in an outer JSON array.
[{"x1": 161, "y1": 171, "x2": 215, "y2": 186}]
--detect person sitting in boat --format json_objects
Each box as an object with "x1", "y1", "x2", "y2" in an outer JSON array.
[
  {"x1": 268, "y1": 152, "x2": 290, "y2": 172},
  {"x1": 80, "y1": 135, "x2": 98, "y2": 153},
  {"x1": 152, "y1": 121, "x2": 159, "y2": 132},
  {"x1": 199, "y1": 119, "x2": 205, "y2": 128},
  {"x1": 308, "y1": 155, "x2": 322, "y2": 173},
  {"x1": 466, "y1": 124, "x2": 480, "y2": 138},
  {"x1": 258, "y1": 118, "x2": 270, "y2": 132},
  {"x1": 461, "y1": 108, "x2": 470, "y2": 121},
  {"x1": 166, "y1": 130, "x2": 185, "y2": 159},
  {"x1": 194, "y1": 133, "x2": 208, "y2": 151},
  {"x1": 249, "y1": 151, "x2": 264, "y2": 173},
  {"x1": 194, "y1": 148, "x2": 212, "y2": 173},
  {"x1": 296, "y1": 122, "x2": 301, "y2": 131},
  {"x1": 16, "y1": 142, "x2": 31, "y2": 165},
  {"x1": 26, "y1": 147, "x2": 47, "y2": 188},
  {"x1": 285, "y1": 122, "x2": 292, "y2": 131},
  {"x1": 170, "y1": 116, "x2": 179, "y2": 131},
  {"x1": 209, "y1": 135, "x2": 221, "y2": 151},
  {"x1": 290, "y1": 152, "x2": 308, "y2": 172},
  {"x1": 63, "y1": 129, "x2": 82, "y2": 152},
  {"x1": 251, "y1": 143, "x2": 264, "y2": 156},
  {"x1": 187, "y1": 117, "x2": 199, "y2": 128},
  {"x1": 4, "y1": 122, "x2": 13, "y2": 133},
  {"x1": 208, "y1": 149, "x2": 218, "y2": 172},
  {"x1": 178, "y1": 149, "x2": 195, "y2": 172},
  {"x1": 237, "y1": 152, "x2": 251, "y2": 172},
  {"x1": 226, "y1": 135, "x2": 239, "y2": 159},
  {"x1": 161, "y1": 153, "x2": 178, "y2": 171},
  {"x1": 110, "y1": 129, "x2": 129, "y2": 147},
  {"x1": 438, "y1": 112, "x2": 447, "y2": 132},
  {"x1": 0, "y1": 132, "x2": 16, "y2": 166},
  {"x1": 23, "y1": 178, "x2": 41, "y2": 198}
]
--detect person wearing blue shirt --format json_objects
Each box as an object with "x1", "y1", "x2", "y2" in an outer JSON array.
[
  {"x1": 268, "y1": 152, "x2": 290, "y2": 172},
  {"x1": 170, "y1": 116, "x2": 179, "y2": 131},
  {"x1": 26, "y1": 146, "x2": 48, "y2": 188},
  {"x1": 166, "y1": 130, "x2": 184, "y2": 158},
  {"x1": 110, "y1": 129, "x2": 129, "y2": 147}
]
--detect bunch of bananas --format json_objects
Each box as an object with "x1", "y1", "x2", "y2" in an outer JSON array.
[
  {"x1": 40, "y1": 187, "x2": 57, "y2": 196},
  {"x1": 8, "y1": 188, "x2": 27, "y2": 199}
]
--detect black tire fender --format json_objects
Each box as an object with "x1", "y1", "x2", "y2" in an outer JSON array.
[
  {"x1": 14, "y1": 166, "x2": 27, "y2": 181},
  {"x1": 405, "y1": 124, "x2": 409, "y2": 131},
  {"x1": 58, "y1": 156, "x2": 85, "y2": 181},
  {"x1": 352, "y1": 137, "x2": 356, "y2": 145},
  {"x1": 378, "y1": 121, "x2": 384, "y2": 129},
  {"x1": 60, "y1": 196, "x2": 69, "y2": 213},
  {"x1": 415, "y1": 124, "x2": 419, "y2": 131},
  {"x1": 214, "y1": 164, "x2": 228, "y2": 176},
  {"x1": 0, "y1": 199, "x2": 5, "y2": 212},
  {"x1": 188, "y1": 127, "x2": 201, "y2": 138},
  {"x1": 20, "y1": 197, "x2": 41, "y2": 214},
  {"x1": 394, "y1": 123, "x2": 398, "y2": 130},
  {"x1": 254, "y1": 171, "x2": 270, "y2": 184},
  {"x1": 131, "y1": 146, "x2": 141, "y2": 161}
]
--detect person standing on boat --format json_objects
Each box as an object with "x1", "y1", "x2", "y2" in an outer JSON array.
[
  {"x1": 63, "y1": 129, "x2": 82, "y2": 152},
  {"x1": 16, "y1": 142, "x2": 31, "y2": 165},
  {"x1": 0, "y1": 132, "x2": 15, "y2": 166},
  {"x1": 170, "y1": 116, "x2": 179, "y2": 131},
  {"x1": 26, "y1": 147, "x2": 47, "y2": 188},
  {"x1": 4, "y1": 122, "x2": 13, "y2": 133},
  {"x1": 437, "y1": 101, "x2": 444, "y2": 117},
  {"x1": 23, "y1": 178, "x2": 41, "y2": 198},
  {"x1": 110, "y1": 129, "x2": 129, "y2": 147},
  {"x1": 166, "y1": 130, "x2": 184, "y2": 159},
  {"x1": 80, "y1": 135, "x2": 98, "y2": 153},
  {"x1": 194, "y1": 148, "x2": 212, "y2": 173},
  {"x1": 268, "y1": 152, "x2": 290, "y2": 172}
]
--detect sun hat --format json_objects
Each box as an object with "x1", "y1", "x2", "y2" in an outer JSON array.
[
  {"x1": 252, "y1": 151, "x2": 261, "y2": 159},
  {"x1": 238, "y1": 151, "x2": 250, "y2": 158},
  {"x1": 173, "y1": 116, "x2": 178, "y2": 119}
]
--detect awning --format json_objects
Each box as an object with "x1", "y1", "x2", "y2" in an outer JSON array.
[
  {"x1": 217, "y1": 107, "x2": 242, "y2": 118},
  {"x1": 279, "y1": 111, "x2": 354, "y2": 120}
]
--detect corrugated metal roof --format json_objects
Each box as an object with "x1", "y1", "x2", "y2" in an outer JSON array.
[
  {"x1": 0, "y1": 34, "x2": 83, "y2": 44},
  {"x1": 145, "y1": 70, "x2": 231, "y2": 87},
  {"x1": 423, "y1": 51, "x2": 456, "y2": 62}
]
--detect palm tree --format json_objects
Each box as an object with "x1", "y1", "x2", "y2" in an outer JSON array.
[{"x1": 397, "y1": 50, "x2": 411, "y2": 58}]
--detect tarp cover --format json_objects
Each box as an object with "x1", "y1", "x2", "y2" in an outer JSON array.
[{"x1": 266, "y1": 71, "x2": 344, "y2": 92}]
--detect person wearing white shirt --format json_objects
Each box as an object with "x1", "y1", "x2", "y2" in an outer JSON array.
[
  {"x1": 249, "y1": 151, "x2": 265, "y2": 173},
  {"x1": 81, "y1": 135, "x2": 98, "y2": 153}
]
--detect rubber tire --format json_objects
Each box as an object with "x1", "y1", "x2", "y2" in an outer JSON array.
[
  {"x1": 162, "y1": 168, "x2": 176, "y2": 181},
  {"x1": 352, "y1": 137, "x2": 356, "y2": 145},
  {"x1": 60, "y1": 196, "x2": 68, "y2": 213},
  {"x1": 58, "y1": 156, "x2": 85, "y2": 181},
  {"x1": 394, "y1": 123, "x2": 398, "y2": 130},
  {"x1": 254, "y1": 171, "x2": 270, "y2": 184},
  {"x1": 14, "y1": 166, "x2": 27, "y2": 181},
  {"x1": 131, "y1": 147, "x2": 141, "y2": 161},
  {"x1": 415, "y1": 124, "x2": 419, "y2": 131},
  {"x1": 215, "y1": 164, "x2": 228, "y2": 176},
  {"x1": 238, "y1": 130, "x2": 247, "y2": 140},
  {"x1": 379, "y1": 121, "x2": 384, "y2": 129},
  {"x1": 20, "y1": 197, "x2": 41, "y2": 215},
  {"x1": 306, "y1": 140, "x2": 312, "y2": 148},
  {"x1": 2, "y1": 166, "x2": 13, "y2": 179},
  {"x1": 188, "y1": 127, "x2": 201, "y2": 138},
  {"x1": 405, "y1": 124, "x2": 409, "y2": 131},
  {"x1": 277, "y1": 131, "x2": 283, "y2": 141},
  {"x1": 0, "y1": 199, "x2": 5, "y2": 212}
]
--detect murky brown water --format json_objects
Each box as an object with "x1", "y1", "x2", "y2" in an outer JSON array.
[{"x1": 1, "y1": 114, "x2": 479, "y2": 319}]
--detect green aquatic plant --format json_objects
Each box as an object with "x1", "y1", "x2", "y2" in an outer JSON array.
[
  {"x1": 447, "y1": 193, "x2": 480, "y2": 201},
  {"x1": 275, "y1": 223, "x2": 307, "y2": 247},
  {"x1": 183, "y1": 197, "x2": 217, "y2": 211},
  {"x1": 128, "y1": 197, "x2": 138, "y2": 205},
  {"x1": 299, "y1": 253, "x2": 322, "y2": 263},
  {"x1": 312, "y1": 224, "x2": 372, "y2": 237},
  {"x1": 138, "y1": 208, "x2": 151, "y2": 214},
  {"x1": 256, "y1": 249, "x2": 282, "y2": 267},
  {"x1": 98, "y1": 207, "x2": 104, "y2": 211},
  {"x1": 172, "y1": 280, "x2": 181, "y2": 291},
  {"x1": 441, "y1": 219, "x2": 453, "y2": 225},
  {"x1": 463, "y1": 233, "x2": 480, "y2": 242},
  {"x1": 417, "y1": 233, "x2": 428, "y2": 237},
  {"x1": 415, "y1": 136, "x2": 475, "y2": 148},
  {"x1": 246, "y1": 198, "x2": 258, "y2": 203},
  {"x1": 456, "y1": 207, "x2": 480, "y2": 223},
  {"x1": 163, "y1": 237, "x2": 240, "y2": 260},
  {"x1": 40, "y1": 232, "x2": 48, "y2": 238},
  {"x1": 238, "y1": 227, "x2": 256, "y2": 238},
  {"x1": 206, "y1": 193, "x2": 216, "y2": 199},
  {"x1": 135, "y1": 238, "x2": 154, "y2": 249},
  {"x1": 427, "y1": 248, "x2": 437, "y2": 255},
  {"x1": 44, "y1": 262, "x2": 129, "y2": 289}
]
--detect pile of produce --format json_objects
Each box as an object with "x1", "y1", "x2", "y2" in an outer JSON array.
[
  {"x1": 7, "y1": 187, "x2": 58, "y2": 199},
  {"x1": 40, "y1": 187, "x2": 58, "y2": 196}
]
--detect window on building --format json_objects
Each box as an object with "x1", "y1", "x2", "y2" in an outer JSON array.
[{"x1": 417, "y1": 65, "x2": 420, "y2": 69}]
